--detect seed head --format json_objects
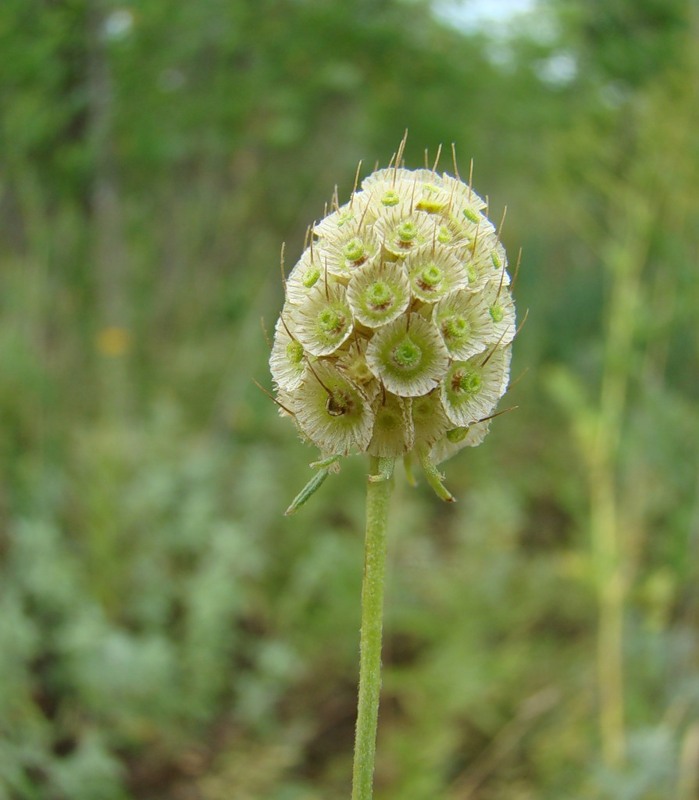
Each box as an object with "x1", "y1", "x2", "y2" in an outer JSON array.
[{"x1": 271, "y1": 147, "x2": 519, "y2": 502}]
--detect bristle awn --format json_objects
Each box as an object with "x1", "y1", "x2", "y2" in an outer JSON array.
[
  {"x1": 389, "y1": 152, "x2": 398, "y2": 181},
  {"x1": 514, "y1": 307, "x2": 529, "y2": 337},
  {"x1": 498, "y1": 205, "x2": 508, "y2": 238},
  {"x1": 396, "y1": 129, "x2": 408, "y2": 168},
  {"x1": 471, "y1": 222, "x2": 481, "y2": 256},
  {"x1": 447, "y1": 178, "x2": 457, "y2": 212},
  {"x1": 481, "y1": 327, "x2": 510, "y2": 367},
  {"x1": 495, "y1": 261, "x2": 506, "y2": 300},
  {"x1": 509, "y1": 366, "x2": 530, "y2": 390},
  {"x1": 451, "y1": 142, "x2": 461, "y2": 180},
  {"x1": 431, "y1": 143, "x2": 442, "y2": 175},
  {"x1": 409, "y1": 170, "x2": 419, "y2": 212},
  {"x1": 279, "y1": 314, "x2": 296, "y2": 341},
  {"x1": 351, "y1": 160, "x2": 363, "y2": 203},
  {"x1": 358, "y1": 197, "x2": 373, "y2": 229},
  {"x1": 511, "y1": 247, "x2": 523, "y2": 289},
  {"x1": 477, "y1": 405, "x2": 519, "y2": 424},
  {"x1": 252, "y1": 379, "x2": 295, "y2": 417},
  {"x1": 279, "y1": 242, "x2": 287, "y2": 288},
  {"x1": 305, "y1": 359, "x2": 334, "y2": 398}
]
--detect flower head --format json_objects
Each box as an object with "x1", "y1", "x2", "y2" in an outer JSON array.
[{"x1": 271, "y1": 145, "x2": 519, "y2": 503}]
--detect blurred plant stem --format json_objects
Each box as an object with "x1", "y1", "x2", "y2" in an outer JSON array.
[
  {"x1": 677, "y1": 723, "x2": 699, "y2": 800},
  {"x1": 351, "y1": 457, "x2": 395, "y2": 800},
  {"x1": 584, "y1": 189, "x2": 652, "y2": 767},
  {"x1": 88, "y1": 0, "x2": 129, "y2": 415}
]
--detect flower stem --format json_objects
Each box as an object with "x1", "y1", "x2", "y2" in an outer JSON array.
[{"x1": 351, "y1": 456, "x2": 394, "y2": 800}]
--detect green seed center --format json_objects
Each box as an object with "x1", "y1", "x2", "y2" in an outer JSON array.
[
  {"x1": 366, "y1": 281, "x2": 394, "y2": 310},
  {"x1": 318, "y1": 307, "x2": 344, "y2": 334},
  {"x1": 302, "y1": 266, "x2": 321, "y2": 288},
  {"x1": 418, "y1": 264, "x2": 443, "y2": 289},
  {"x1": 442, "y1": 316, "x2": 470, "y2": 343},
  {"x1": 343, "y1": 237, "x2": 366, "y2": 263},
  {"x1": 489, "y1": 304, "x2": 504, "y2": 323},
  {"x1": 391, "y1": 337, "x2": 422, "y2": 369},
  {"x1": 437, "y1": 225, "x2": 453, "y2": 244},
  {"x1": 451, "y1": 368, "x2": 482, "y2": 395},
  {"x1": 381, "y1": 190, "x2": 400, "y2": 207},
  {"x1": 396, "y1": 221, "x2": 417, "y2": 243},
  {"x1": 285, "y1": 340, "x2": 304, "y2": 364}
]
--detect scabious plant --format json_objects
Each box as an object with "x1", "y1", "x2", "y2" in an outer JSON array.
[
  {"x1": 271, "y1": 148, "x2": 516, "y2": 504},
  {"x1": 269, "y1": 139, "x2": 518, "y2": 799}
]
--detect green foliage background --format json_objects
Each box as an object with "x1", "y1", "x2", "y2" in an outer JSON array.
[{"x1": 1, "y1": 0, "x2": 698, "y2": 797}]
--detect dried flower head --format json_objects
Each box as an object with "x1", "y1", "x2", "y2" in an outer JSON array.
[{"x1": 270, "y1": 139, "x2": 519, "y2": 508}]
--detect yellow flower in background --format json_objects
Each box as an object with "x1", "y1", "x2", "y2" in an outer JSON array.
[{"x1": 96, "y1": 326, "x2": 130, "y2": 357}]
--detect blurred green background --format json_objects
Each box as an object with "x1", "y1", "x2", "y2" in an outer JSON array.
[{"x1": 1, "y1": 0, "x2": 698, "y2": 797}]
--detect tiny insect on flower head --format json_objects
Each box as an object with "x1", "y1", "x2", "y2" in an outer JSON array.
[
  {"x1": 347, "y1": 258, "x2": 411, "y2": 328},
  {"x1": 292, "y1": 361, "x2": 375, "y2": 455},
  {"x1": 366, "y1": 313, "x2": 450, "y2": 397},
  {"x1": 292, "y1": 282, "x2": 354, "y2": 356}
]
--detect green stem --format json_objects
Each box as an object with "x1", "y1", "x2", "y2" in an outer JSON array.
[{"x1": 351, "y1": 456, "x2": 394, "y2": 800}]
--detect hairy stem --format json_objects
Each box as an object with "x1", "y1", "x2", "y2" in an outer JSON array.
[{"x1": 351, "y1": 456, "x2": 394, "y2": 800}]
